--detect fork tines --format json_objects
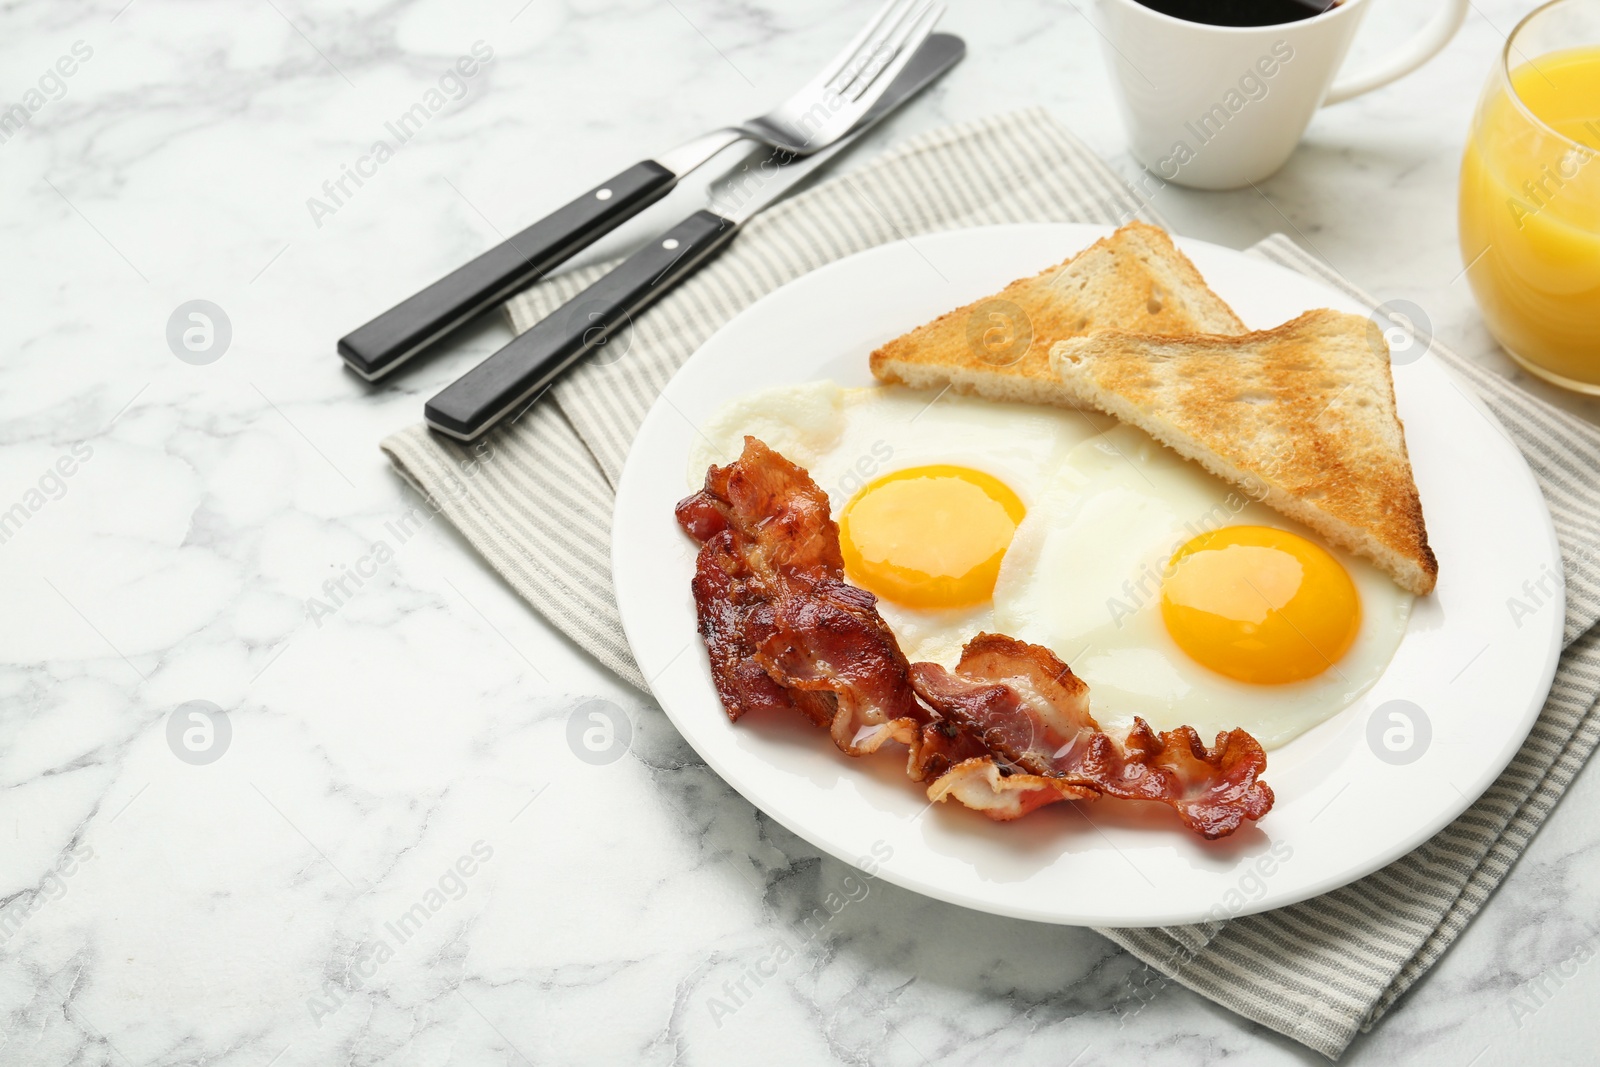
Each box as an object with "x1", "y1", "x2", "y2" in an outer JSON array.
[{"x1": 820, "y1": 0, "x2": 941, "y2": 94}]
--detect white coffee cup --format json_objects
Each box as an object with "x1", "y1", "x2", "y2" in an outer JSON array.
[{"x1": 1095, "y1": 0, "x2": 1469, "y2": 189}]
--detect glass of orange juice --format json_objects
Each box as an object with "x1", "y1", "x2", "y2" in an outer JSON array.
[{"x1": 1460, "y1": 0, "x2": 1600, "y2": 392}]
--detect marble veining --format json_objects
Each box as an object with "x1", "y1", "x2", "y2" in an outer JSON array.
[{"x1": 2, "y1": 0, "x2": 1598, "y2": 1063}]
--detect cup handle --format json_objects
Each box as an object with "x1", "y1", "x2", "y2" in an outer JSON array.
[{"x1": 1323, "y1": 0, "x2": 1469, "y2": 105}]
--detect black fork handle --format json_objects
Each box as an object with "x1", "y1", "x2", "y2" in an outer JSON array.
[{"x1": 337, "y1": 161, "x2": 677, "y2": 380}]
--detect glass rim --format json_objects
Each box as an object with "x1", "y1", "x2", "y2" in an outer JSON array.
[{"x1": 1500, "y1": 0, "x2": 1600, "y2": 151}]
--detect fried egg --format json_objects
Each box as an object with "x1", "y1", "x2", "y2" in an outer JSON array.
[
  {"x1": 992, "y1": 424, "x2": 1413, "y2": 749},
  {"x1": 689, "y1": 385, "x2": 1412, "y2": 751},
  {"x1": 688, "y1": 381, "x2": 1113, "y2": 664}
]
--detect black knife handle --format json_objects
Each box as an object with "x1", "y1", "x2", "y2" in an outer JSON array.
[
  {"x1": 425, "y1": 210, "x2": 738, "y2": 439},
  {"x1": 338, "y1": 161, "x2": 678, "y2": 380}
]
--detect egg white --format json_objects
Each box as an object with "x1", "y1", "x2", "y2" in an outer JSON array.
[{"x1": 992, "y1": 424, "x2": 1414, "y2": 750}]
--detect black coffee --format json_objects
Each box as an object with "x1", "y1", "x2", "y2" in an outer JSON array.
[{"x1": 1134, "y1": 0, "x2": 1337, "y2": 27}]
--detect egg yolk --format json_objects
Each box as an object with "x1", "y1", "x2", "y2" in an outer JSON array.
[
  {"x1": 840, "y1": 465, "x2": 1025, "y2": 609},
  {"x1": 1160, "y1": 525, "x2": 1361, "y2": 685}
]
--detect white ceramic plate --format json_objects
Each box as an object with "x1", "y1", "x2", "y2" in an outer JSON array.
[{"x1": 612, "y1": 224, "x2": 1563, "y2": 927}]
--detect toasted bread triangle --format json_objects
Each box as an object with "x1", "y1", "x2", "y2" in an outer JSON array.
[
  {"x1": 869, "y1": 222, "x2": 1245, "y2": 405},
  {"x1": 1049, "y1": 309, "x2": 1437, "y2": 595}
]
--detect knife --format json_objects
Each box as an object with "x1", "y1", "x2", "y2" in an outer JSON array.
[
  {"x1": 336, "y1": 0, "x2": 943, "y2": 383},
  {"x1": 423, "y1": 33, "x2": 965, "y2": 442}
]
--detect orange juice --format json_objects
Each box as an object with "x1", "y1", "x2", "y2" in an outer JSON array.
[{"x1": 1460, "y1": 46, "x2": 1600, "y2": 389}]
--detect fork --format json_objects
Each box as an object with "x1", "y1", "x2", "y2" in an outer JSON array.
[{"x1": 337, "y1": 0, "x2": 942, "y2": 382}]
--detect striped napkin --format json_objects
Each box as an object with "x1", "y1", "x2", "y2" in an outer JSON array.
[{"x1": 381, "y1": 109, "x2": 1600, "y2": 1058}]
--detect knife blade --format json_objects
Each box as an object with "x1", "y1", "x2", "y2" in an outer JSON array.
[{"x1": 423, "y1": 32, "x2": 965, "y2": 441}]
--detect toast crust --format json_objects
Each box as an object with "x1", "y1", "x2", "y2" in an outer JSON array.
[
  {"x1": 1049, "y1": 309, "x2": 1437, "y2": 596},
  {"x1": 869, "y1": 222, "x2": 1246, "y2": 407}
]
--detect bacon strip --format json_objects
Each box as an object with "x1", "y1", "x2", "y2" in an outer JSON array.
[
  {"x1": 676, "y1": 437, "x2": 1273, "y2": 839},
  {"x1": 676, "y1": 437, "x2": 926, "y2": 756},
  {"x1": 910, "y1": 635, "x2": 1275, "y2": 839},
  {"x1": 688, "y1": 528, "x2": 830, "y2": 727}
]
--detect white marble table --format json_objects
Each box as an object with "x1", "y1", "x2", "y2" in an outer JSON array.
[{"x1": 3, "y1": 1, "x2": 1597, "y2": 1063}]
